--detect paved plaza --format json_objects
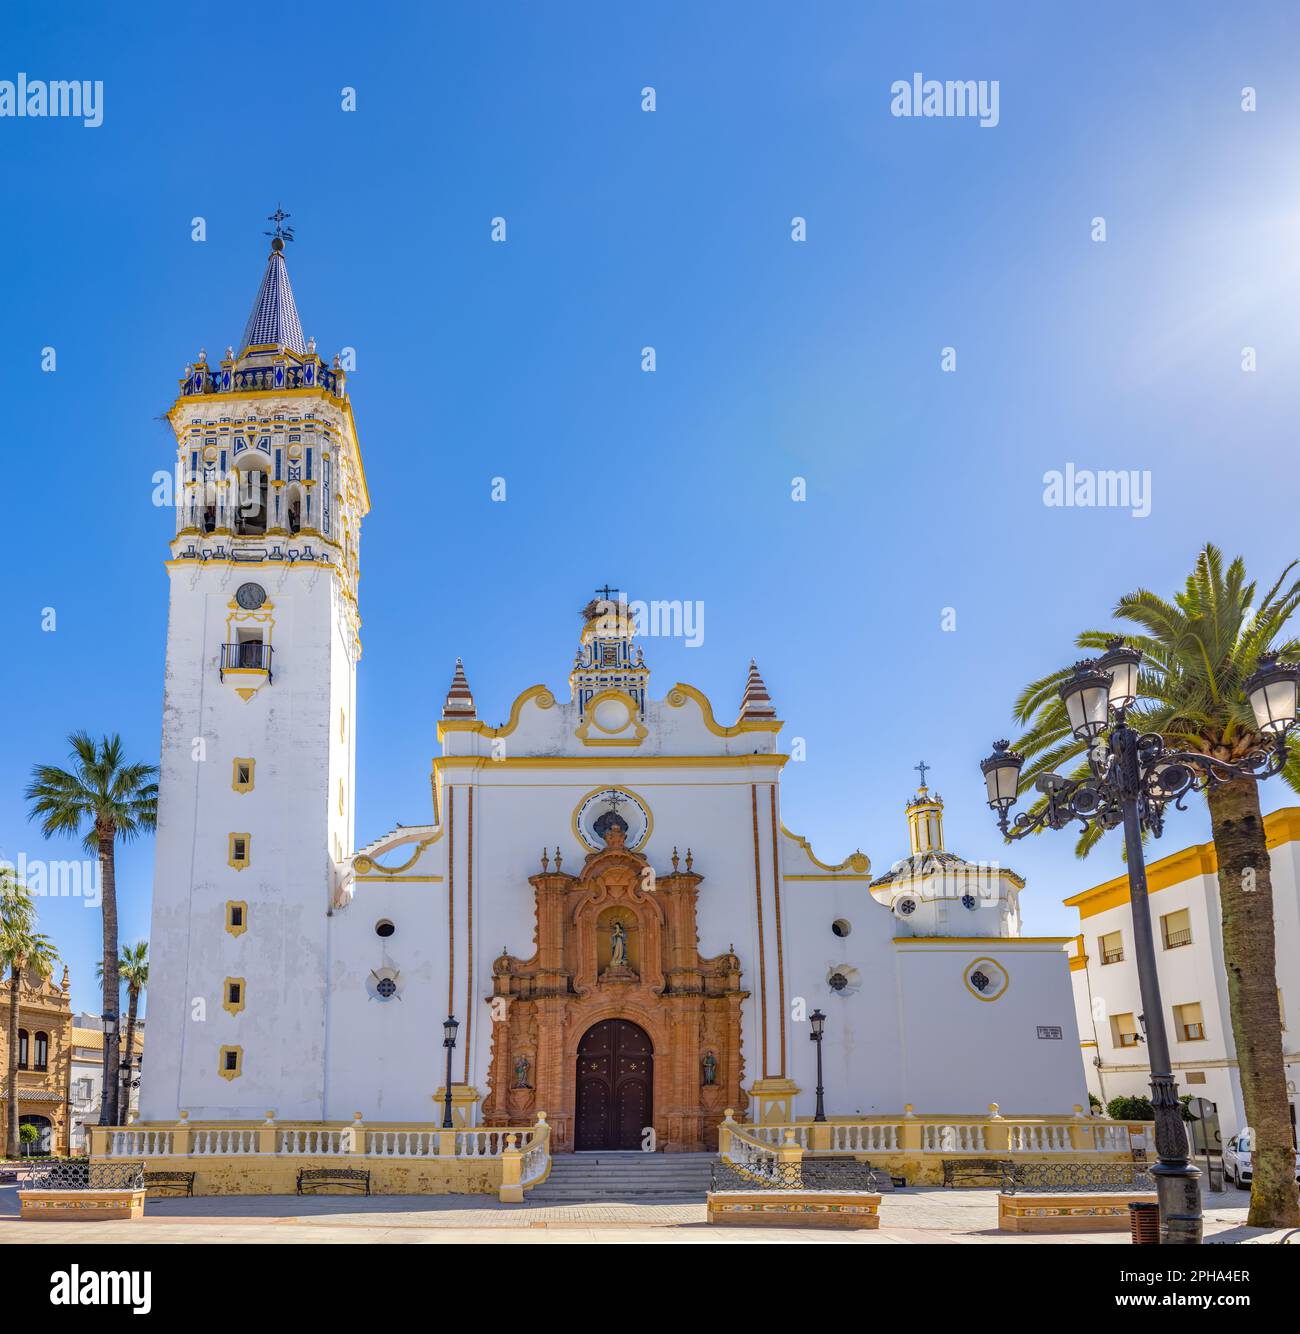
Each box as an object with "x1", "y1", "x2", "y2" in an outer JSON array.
[{"x1": 1, "y1": 1180, "x2": 1289, "y2": 1245}]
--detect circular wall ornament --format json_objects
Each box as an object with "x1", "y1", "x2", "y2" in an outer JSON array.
[
  {"x1": 572, "y1": 786, "x2": 652, "y2": 852},
  {"x1": 235, "y1": 582, "x2": 267, "y2": 610},
  {"x1": 367, "y1": 966, "x2": 401, "y2": 1003},
  {"x1": 963, "y1": 957, "x2": 1010, "y2": 1002}
]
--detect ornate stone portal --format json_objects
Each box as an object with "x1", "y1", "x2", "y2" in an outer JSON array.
[{"x1": 483, "y1": 817, "x2": 748, "y2": 1151}]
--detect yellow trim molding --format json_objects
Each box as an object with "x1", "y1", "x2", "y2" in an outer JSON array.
[
  {"x1": 353, "y1": 829, "x2": 444, "y2": 876},
  {"x1": 666, "y1": 682, "x2": 783, "y2": 736},
  {"x1": 570, "y1": 785, "x2": 653, "y2": 852},
  {"x1": 1063, "y1": 807, "x2": 1300, "y2": 920},
  {"x1": 232, "y1": 758, "x2": 255, "y2": 793},
  {"x1": 223, "y1": 978, "x2": 246, "y2": 1016},
  {"x1": 893, "y1": 936, "x2": 1070, "y2": 946},
  {"x1": 574, "y1": 689, "x2": 648, "y2": 747},
  {"x1": 433, "y1": 753, "x2": 789, "y2": 774},
  {"x1": 781, "y1": 825, "x2": 871, "y2": 875},
  {"x1": 963, "y1": 957, "x2": 1010, "y2": 1002},
  {"x1": 436, "y1": 685, "x2": 556, "y2": 742},
  {"x1": 218, "y1": 1046, "x2": 243, "y2": 1080}
]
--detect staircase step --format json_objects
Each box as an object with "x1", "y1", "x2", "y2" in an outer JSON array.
[{"x1": 527, "y1": 1151, "x2": 715, "y2": 1202}]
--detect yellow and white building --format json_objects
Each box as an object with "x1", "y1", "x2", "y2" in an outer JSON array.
[{"x1": 1065, "y1": 808, "x2": 1300, "y2": 1144}]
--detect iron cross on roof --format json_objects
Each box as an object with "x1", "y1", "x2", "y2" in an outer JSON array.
[
  {"x1": 914, "y1": 760, "x2": 931, "y2": 788},
  {"x1": 604, "y1": 789, "x2": 627, "y2": 812},
  {"x1": 594, "y1": 585, "x2": 620, "y2": 603},
  {"x1": 265, "y1": 204, "x2": 295, "y2": 244}
]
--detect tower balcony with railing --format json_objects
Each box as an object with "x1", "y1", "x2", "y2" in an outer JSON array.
[{"x1": 219, "y1": 641, "x2": 274, "y2": 686}]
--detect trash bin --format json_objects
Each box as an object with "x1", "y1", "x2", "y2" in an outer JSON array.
[{"x1": 1129, "y1": 1201, "x2": 1159, "y2": 1245}]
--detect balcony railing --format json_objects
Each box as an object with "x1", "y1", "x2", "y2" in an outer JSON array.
[
  {"x1": 181, "y1": 362, "x2": 343, "y2": 398},
  {"x1": 220, "y1": 642, "x2": 274, "y2": 682},
  {"x1": 1101, "y1": 948, "x2": 1124, "y2": 965},
  {"x1": 1162, "y1": 928, "x2": 1193, "y2": 949}
]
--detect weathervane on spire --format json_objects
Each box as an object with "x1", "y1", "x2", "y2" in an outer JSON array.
[
  {"x1": 914, "y1": 760, "x2": 930, "y2": 788},
  {"x1": 265, "y1": 205, "x2": 295, "y2": 249}
]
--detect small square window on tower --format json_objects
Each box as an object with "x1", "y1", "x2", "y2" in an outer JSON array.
[
  {"x1": 232, "y1": 758, "x2": 255, "y2": 793},
  {"x1": 223, "y1": 977, "x2": 246, "y2": 1015},
  {"x1": 228, "y1": 833, "x2": 251, "y2": 870},
  {"x1": 225, "y1": 901, "x2": 247, "y2": 936},
  {"x1": 218, "y1": 1046, "x2": 243, "y2": 1080}
]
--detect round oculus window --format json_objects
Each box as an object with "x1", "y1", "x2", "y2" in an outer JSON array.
[{"x1": 375, "y1": 920, "x2": 395, "y2": 938}]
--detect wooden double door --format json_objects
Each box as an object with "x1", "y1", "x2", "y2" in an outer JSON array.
[{"x1": 574, "y1": 1019, "x2": 653, "y2": 1150}]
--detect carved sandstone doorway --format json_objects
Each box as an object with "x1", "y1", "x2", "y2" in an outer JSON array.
[
  {"x1": 574, "y1": 1019, "x2": 653, "y2": 1150},
  {"x1": 483, "y1": 817, "x2": 749, "y2": 1151}
]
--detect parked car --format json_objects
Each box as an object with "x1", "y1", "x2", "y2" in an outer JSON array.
[{"x1": 1223, "y1": 1129, "x2": 1300, "y2": 1187}]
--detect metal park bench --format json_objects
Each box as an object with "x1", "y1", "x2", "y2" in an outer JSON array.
[
  {"x1": 942, "y1": 1158, "x2": 1012, "y2": 1187},
  {"x1": 144, "y1": 1170, "x2": 196, "y2": 1197},
  {"x1": 1001, "y1": 1161, "x2": 1154, "y2": 1195},
  {"x1": 296, "y1": 1167, "x2": 371, "y2": 1196}
]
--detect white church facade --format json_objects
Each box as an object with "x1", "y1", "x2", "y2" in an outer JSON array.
[{"x1": 137, "y1": 237, "x2": 1091, "y2": 1163}]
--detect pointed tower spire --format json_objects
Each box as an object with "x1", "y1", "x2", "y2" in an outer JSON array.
[
  {"x1": 238, "y1": 212, "x2": 306, "y2": 356},
  {"x1": 442, "y1": 658, "x2": 476, "y2": 719},
  {"x1": 738, "y1": 659, "x2": 776, "y2": 720}
]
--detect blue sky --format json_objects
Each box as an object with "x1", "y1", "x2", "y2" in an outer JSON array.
[{"x1": 2, "y1": 2, "x2": 1299, "y2": 1016}]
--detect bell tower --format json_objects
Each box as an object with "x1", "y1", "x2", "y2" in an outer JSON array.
[
  {"x1": 141, "y1": 214, "x2": 370, "y2": 1121},
  {"x1": 569, "y1": 588, "x2": 649, "y2": 717}
]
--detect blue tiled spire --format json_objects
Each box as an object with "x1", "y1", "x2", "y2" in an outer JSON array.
[{"x1": 238, "y1": 238, "x2": 306, "y2": 356}]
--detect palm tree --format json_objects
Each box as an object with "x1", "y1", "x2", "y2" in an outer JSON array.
[
  {"x1": 26, "y1": 733, "x2": 157, "y2": 1128},
  {"x1": 1011, "y1": 545, "x2": 1300, "y2": 1227},
  {"x1": 98, "y1": 941, "x2": 148, "y2": 1122},
  {"x1": 0, "y1": 883, "x2": 59, "y2": 1158},
  {"x1": 0, "y1": 872, "x2": 34, "y2": 1159}
]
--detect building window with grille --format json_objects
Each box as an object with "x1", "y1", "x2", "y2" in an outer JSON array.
[
  {"x1": 33, "y1": 1031, "x2": 49, "y2": 1072},
  {"x1": 1174, "y1": 1002, "x2": 1206, "y2": 1042},
  {"x1": 17, "y1": 1029, "x2": 29, "y2": 1069},
  {"x1": 1161, "y1": 908, "x2": 1192, "y2": 950},
  {"x1": 1099, "y1": 930, "x2": 1124, "y2": 965}
]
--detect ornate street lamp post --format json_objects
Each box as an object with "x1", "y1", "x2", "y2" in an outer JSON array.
[
  {"x1": 980, "y1": 643, "x2": 1299, "y2": 1245},
  {"x1": 442, "y1": 1015, "x2": 459, "y2": 1130},
  {"x1": 809, "y1": 1009, "x2": 827, "y2": 1122}
]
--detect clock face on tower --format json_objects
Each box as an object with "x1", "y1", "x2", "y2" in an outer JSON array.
[{"x1": 235, "y1": 582, "x2": 267, "y2": 610}]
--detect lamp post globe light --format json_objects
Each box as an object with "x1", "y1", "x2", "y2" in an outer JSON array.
[
  {"x1": 442, "y1": 1014, "x2": 459, "y2": 1130},
  {"x1": 980, "y1": 640, "x2": 1300, "y2": 1246},
  {"x1": 809, "y1": 1009, "x2": 827, "y2": 1123}
]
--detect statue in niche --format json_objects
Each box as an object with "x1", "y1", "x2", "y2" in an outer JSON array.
[
  {"x1": 600, "y1": 916, "x2": 636, "y2": 981},
  {"x1": 702, "y1": 1052, "x2": 717, "y2": 1086},
  {"x1": 513, "y1": 1054, "x2": 532, "y2": 1089},
  {"x1": 610, "y1": 920, "x2": 629, "y2": 968}
]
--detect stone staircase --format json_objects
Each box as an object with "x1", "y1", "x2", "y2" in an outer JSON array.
[{"x1": 525, "y1": 1151, "x2": 716, "y2": 1204}]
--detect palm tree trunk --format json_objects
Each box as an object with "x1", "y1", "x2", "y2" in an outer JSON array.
[
  {"x1": 1206, "y1": 776, "x2": 1300, "y2": 1227},
  {"x1": 6, "y1": 965, "x2": 20, "y2": 1158},
  {"x1": 121, "y1": 987, "x2": 139, "y2": 1122},
  {"x1": 97, "y1": 831, "x2": 120, "y2": 1128}
]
